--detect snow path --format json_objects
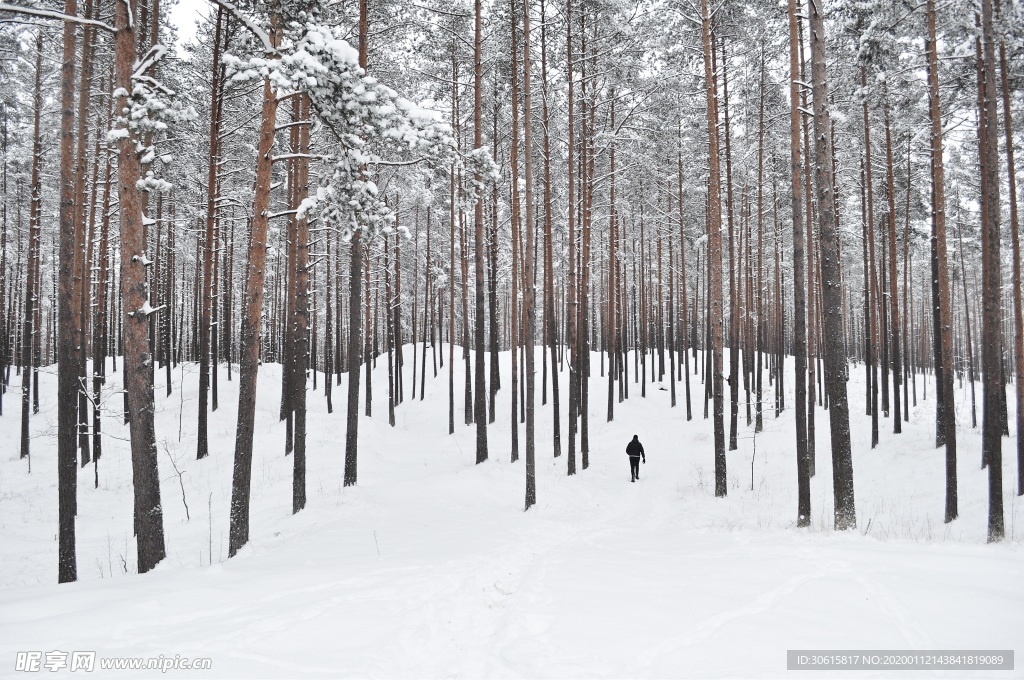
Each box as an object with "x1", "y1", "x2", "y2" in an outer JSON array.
[{"x1": 1, "y1": 349, "x2": 1022, "y2": 677}]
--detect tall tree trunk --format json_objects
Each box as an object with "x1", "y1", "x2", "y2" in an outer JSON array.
[
  {"x1": 809, "y1": 0, "x2": 855, "y2": 529},
  {"x1": 197, "y1": 7, "x2": 223, "y2": 460},
  {"x1": 678, "y1": 152, "x2": 692, "y2": 421},
  {"x1": 93, "y1": 109, "x2": 113, "y2": 475},
  {"x1": 798, "y1": 17, "x2": 815, "y2": 472},
  {"x1": 995, "y1": 0, "x2": 1023, "y2": 496},
  {"x1": 754, "y1": 55, "x2": 765, "y2": 433},
  {"x1": 721, "y1": 37, "x2": 739, "y2": 453},
  {"x1": 540, "y1": 0, "x2": 560, "y2": 456},
  {"x1": 291, "y1": 94, "x2": 309, "y2": 512},
  {"x1": 862, "y1": 66, "x2": 881, "y2": 448},
  {"x1": 789, "y1": 0, "x2": 810, "y2": 523},
  {"x1": 509, "y1": 0, "x2": 521, "y2": 461},
  {"x1": 74, "y1": 0, "x2": 96, "y2": 468},
  {"x1": 925, "y1": 0, "x2": 957, "y2": 521},
  {"x1": 488, "y1": 90, "x2": 500, "y2": 422},
  {"x1": 115, "y1": 0, "x2": 167, "y2": 572},
  {"x1": 883, "y1": 93, "x2": 902, "y2": 432},
  {"x1": 345, "y1": 1, "x2": 369, "y2": 485},
  {"x1": 523, "y1": 0, "x2": 537, "y2": 509},
  {"x1": 607, "y1": 94, "x2": 617, "y2": 422},
  {"x1": 57, "y1": 0, "x2": 80, "y2": 584},
  {"x1": 902, "y1": 144, "x2": 911, "y2": 420},
  {"x1": 473, "y1": 0, "x2": 488, "y2": 462},
  {"x1": 701, "y1": 0, "x2": 726, "y2": 497},
  {"x1": 448, "y1": 33, "x2": 457, "y2": 436},
  {"x1": 21, "y1": 32, "x2": 43, "y2": 464},
  {"x1": 978, "y1": 0, "x2": 1004, "y2": 541},
  {"x1": 229, "y1": 12, "x2": 281, "y2": 554},
  {"x1": 565, "y1": 0, "x2": 577, "y2": 474}
]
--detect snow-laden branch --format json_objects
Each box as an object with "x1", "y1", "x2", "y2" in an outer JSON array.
[
  {"x1": 133, "y1": 44, "x2": 168, "y2": 80},
  {"x1": 205, "y1": 0, "x2": 273, "y2": 53},
  {"x1": 0, "y1": 2, "x2": 114, "y2": 31},
  {"x1": 222, "y1": 12, "x2": 467, "y2": 240}
]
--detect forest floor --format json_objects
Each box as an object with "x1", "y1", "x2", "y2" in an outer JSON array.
[{"x1": 0, "y1": 349, "x2": 1021, "y2": 678}]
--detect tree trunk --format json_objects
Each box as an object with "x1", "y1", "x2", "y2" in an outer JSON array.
[
  {"x1": 789, "y1": 0, "x2": 810, "y2": 523},
  {"x1": 995, "y1": 0, "x2": 1023, "y2": 497},
  {"x1": 523, "y1": 0, "x2": 537, "y2": 509},
  {"x1": 861, "y1": 67, "x2": 881, "y2": 449},
  {"x1": 540, "y1": 0, "x2": 560, "y2": 456},
  {"x1": 566, "y1": 0, "x2": 577, "y2": 474},
  {"x1": 229, "y1": 13, "x2": 281, "y2": 554},
  {"x1": 509, "y1": 0, "x2": 521, "y2": 462},
  {"x1": 74, "y1": 0, "x2": 97, "y2": 469},
  {"x1": 21, "y1": 32, "x2": 43, "y2": 464},
  {"x1": 701, "y1": 0, "x2": 726, "y2": 498},
  {"x1": 291, "y1": 94, "x2": 310, "y2": 512},
  {"x1": 978, "y1": 0, "x2": 1004, "y2": 541},
  {"x1": 809, "y1": 0, "x2": 855, "y2": 530},
  {"x1": 473, "y1": 0, "x2": 488, "y2": 462},
  {"x1": 115, "y1": 0, "x2": 166, "y2": 572},
  {"x1": 197, "y1": 8, "x2": 223, "y2": 460},
  {"x1": 883, "y1": 93, "x2": 902, "y2": 432},
  {"x1": 57, "y1": 0, "x2": 80, "y2": 583},
  {"x1": 925, "y1": 0, "x2": 957, "y2": 521}
]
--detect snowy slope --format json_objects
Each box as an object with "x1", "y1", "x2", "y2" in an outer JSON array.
[{"x1": 0, "y1": 349, "x2": 1021, "y2": 678}]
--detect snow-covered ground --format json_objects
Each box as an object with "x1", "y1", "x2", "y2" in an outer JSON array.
[{"x1": 0, "y1": 348, "x2": 1021, "y2": 678}]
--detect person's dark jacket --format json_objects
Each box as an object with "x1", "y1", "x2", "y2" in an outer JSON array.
[{"x1": 626, "y1": 437, "x2": 645, "y2": 460}]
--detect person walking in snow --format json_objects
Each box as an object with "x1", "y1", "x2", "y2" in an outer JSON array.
[{"x1": 626, "y1": 435, "x2": 645, "y2": 482}]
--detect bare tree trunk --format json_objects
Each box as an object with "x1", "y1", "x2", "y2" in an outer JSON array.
[
  {"x1": 754, "y1": 55, "x2": 765, "y2": 433},
  {"x1": 788, "y1": 0, "x2": 810, "y2": 523},
  {"x1": 449, "y1": 33, "x2": 457, "y2": 436},
  {"x1": 861, "y1": 66, "x2": 881, "y2": 448},
  {"x1": 93, "y1": 107, "x2": 113, "y2": 475},
  {"x1": 995, "y1": 0, "x2": 1023, "y2": 496},
  {"x1": 74, "y1": 0, "x2": 96, "y2": 468},
  {"x1": 509, "y1": 0, "x2": 522, "y2": 461},
  {"x1": 197, "y1": 7, "x2": 223, "y2": 460},
  {"x1": 883, "y1": 93, "x2": 902, "y2": 432},
  {"x1": 345, "y1": 3, "x2": 370, "y2": 486},
  {"x1": 566, "y1": 0, "x2": 577, "y2": 474},
  {"x1": 902, "y1": 144, "x2": 911, "y2": 421},
  {"x1": 229, "y1": 12, "x2": 281, "y2": 554},
  {"x1": 978, "y1": 0, "x2": 1004, "y2": 541},
  {"x1": 678, "y1": 152, "x2": 692, "y2": 421},
  {"x1": 809, "y1": 0, "x2": 855, "y2": 529},
  {"x1": 523, "y1": 0, "x2": 537, "y2": 509},
  {"x1": 473, "y1": 0, "x2": 488, "y2": 462},
  {"x1": 488, "y1": 91, "x2": 500, "y2": 422},
  {"x1": 798, "y1": 17, "x2": 815, "y2": 472},
  {"x1": 721, "y1": 37, "x2": 738, "y2": 453},
  {"x1": 115, "y1": 0, "x2": 166, "y2": 571},
  {"x1": 291, "y1": 94, "x2": 309, "y2": 512},
  {"x1": 580, "y1": 25, "x2": 593, "y2": 469},
  {"x1": 701, "y1": 0, "x2": 726, "y2": 497},
  {"x1": 540, "y1": 0, "x2": 560, "y2": 456},
  {"x1": 21, "y1": 32, "x2": 43, "y2": 464},
  {"x1": 607, "y1": 94, "x2": 617, "y2": 423},
  {"x1": 56, "y1": 0, "x2": 80, "y2": 583}
]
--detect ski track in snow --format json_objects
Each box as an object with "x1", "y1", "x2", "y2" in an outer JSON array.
[{"x1": 0, "y1": 348, "x2": 1022, "y2": 678}]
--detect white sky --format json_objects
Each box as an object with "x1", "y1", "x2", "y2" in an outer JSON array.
[{"x1": 168, "y1": 0, "x2": 206, "y2": 56}]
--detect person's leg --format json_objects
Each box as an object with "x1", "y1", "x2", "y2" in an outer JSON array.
[{"x1": 630, "y1": 457, "x2": 639, "y2": 481}]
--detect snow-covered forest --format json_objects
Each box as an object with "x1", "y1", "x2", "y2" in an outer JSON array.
[{"x1": 0, "y1": 0, "x2": 1022, "y2": 675}]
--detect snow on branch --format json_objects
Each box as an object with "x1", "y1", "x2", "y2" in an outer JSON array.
[
  {"x1": 205, "y1": 0, "x2": 273, "y2": 53},
  {"x1": 133, "y1": 44, "x2": 169, "y2": 80},
  {"x1": 0, "y1": 2, "x2": 114, "y2": 31},
  {"x1": 224, "y1": 11, "x2": 461, "y2": 240}
]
